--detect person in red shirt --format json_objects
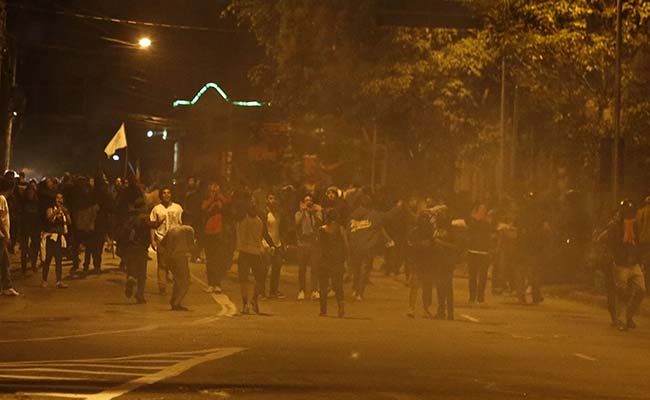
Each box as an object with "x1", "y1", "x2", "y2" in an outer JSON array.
[{"x1": 201, "y1": 182, "x2": 230, "y2": 293}]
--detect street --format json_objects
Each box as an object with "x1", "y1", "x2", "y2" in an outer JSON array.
[{"x1": 1, "y1": 253, "x2": 649, "y2": 400}]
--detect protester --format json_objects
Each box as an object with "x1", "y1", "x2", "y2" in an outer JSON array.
[
  {"x1": 236, "y1": 198, "x2": 274, "y2": 314},
  {"x1": 466, "y1": 203, "x2": 492, "y2": 303},
  {"x1": 201, "y1": 182, "x2": 230, "y2": 294},
  {"x1": 0, "y1": 176, "x2": 18, "y2": 296},
  {"x1": 70, "y1": 177, "x2": 101, "y2": 275},
  {"x1": 122, "y1": 195, "x2": 153, "y2": 304},
  {"x1": 317, "y1": 209, "x2": 348, "y2": 317},
  {"x1": 19, "y1": 181, "x2": 40, "y2": 275},
  {"x1": 295, "y1": 193, "x2": 322, "y2": 300},
  {"x1": 149, "y1": 187, "x2": 183, "y2": 295},
  {"x1": 432, "y1": 206, "x2": 461, "y2": 320},
  {"x1": 263, "y1": 192, "x2": 286, "y2": 299},
  {"x1": 41, "y1": 192, "x2": 71, "y2": 289},
  {"x1": 601, "y1": 200, "x2": 646, "y2": 331},
  {"x1": 160, "y1": 223, "x2": 195, "y2": 311},
  {"x1": 183, "y1": 176, "x2": 204, "y2": 263},
  {"x1": 406, "y1": 210, "x2": 434, "y2": 318}
]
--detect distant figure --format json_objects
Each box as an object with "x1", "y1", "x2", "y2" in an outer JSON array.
[{"x1": 42, "y1": 192, "x2": 72, "y2": 289}]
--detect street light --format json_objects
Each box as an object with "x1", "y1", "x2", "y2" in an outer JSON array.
[
  {"x1": 112, "y1": 154, "x2": 120, "y2": 161},
  {"x1": 138, "y1": 37, "x2": 152, "y2": 49}
]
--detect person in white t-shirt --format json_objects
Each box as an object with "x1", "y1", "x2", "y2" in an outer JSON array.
[
  {"x1": 0, "y1": 176, "x2": 18, "y2": 296},
  {"x1": 150, "y1": 187, "x2": 183, "y2": 295}
]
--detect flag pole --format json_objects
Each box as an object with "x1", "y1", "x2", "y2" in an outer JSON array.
[{"x1": 124, "y1": 148, "x2": 129, "y2": 179}]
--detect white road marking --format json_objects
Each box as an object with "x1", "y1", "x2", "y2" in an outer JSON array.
[
  {"x1": 460, "y1": 314, "x2": 480, "y2": 323},
  {"x1": 0, "y1": 347, "x2": 246, "y2": 400},
  {"x1": 191, "y1": 271, "x2": 238, "y2": 316},
  {"x1": 0, "y1": 363, "x2": 160, "y2": 370},
  {"x1": 85, "y1": 347, "x2": 245, "y2": 400},
  {"x1": 0, "y1": 348, "x2": 240, "y2": 366},
  {"x1": 573, "y1": 353, "x2": 597, "y2": 362},
  {"x1": 0, "y1": 374, "x2": 94, "y2": 381},
  {"x1": 0, "y1": 324, "x2": 160, "y2": 344},
  {"x1": 17, "y1": 393, "x2": 89, "y2": 399},
  {"x1": 0, "y1": 368, "x2": 141, "y2": 376}
]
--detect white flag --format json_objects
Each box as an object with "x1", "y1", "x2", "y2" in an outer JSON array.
[{"x1": 104, "y1": 123, "x2": 128, "y2": 157}]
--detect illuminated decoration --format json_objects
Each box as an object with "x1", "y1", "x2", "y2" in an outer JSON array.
[
  {"x1": 172, "y1": 82, "x2": 269, "y2": 108},
  {"x1": 146, "y1": 130, "x2": 154, "y2": 138},
  {"x1": 112, "y1": 154, "x2": 120, "y2": 161}
]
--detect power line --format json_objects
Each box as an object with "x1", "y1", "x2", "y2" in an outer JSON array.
[{"x1": 8, "y1": 3, "x2": 238, "y2": 33}]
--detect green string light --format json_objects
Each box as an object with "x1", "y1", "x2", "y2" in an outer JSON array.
[{"x1": 172, "y1": 82, "x2": 269, "y2": 108}]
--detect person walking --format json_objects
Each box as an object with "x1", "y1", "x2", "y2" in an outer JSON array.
[
  {"x1": 70, "y1": 178, "x2": 100, "y2": 276},
  {"x1": 122, "y1": 196, "x2": 154, "y2": 304},
  {"x1": 201, "y1": 182, "x2": 230, "y2": 294},
  {"x1": 295, "y1": 194, "x2": 322, "y2": 300},
  {"x1": 183, "y1": 176, "x2": 204, "y2": 263},
  {"x1": 432, "y1": 208, "x2": 461, "y2": 320},
  {"x1": 160, "y1": 223, "x2": 195, "y2": 311},
  {"x1": 406, "y1": 211, "x2": 434, "y2": 318},
  {"x1": 602, "y1": 200, "x2": 646, "y2": 331},
  {"x1": 317, "y1": 209, "x2": 348, "y2": 317},
  {"x1": 263, "y1": 192, "x2": 286, "y2": 299},
  {"x1": 149, "y1": 187, "x2": 183, "y2": 295},
  {"x1": 0, "y1": 176, "x2": 19, "y2": 296},
  {"x1": 236, "y1": 198, "x2": 275, "y2": 314},
  {"x1": 466, "y1": 203, "x2": 492, "y2": 303},
  {"x1": 41, "y1": 192, "x2": 71, "y2": 289},
  {"x1": 19, "y1": 181, "x2": 41, "y2": 275}
]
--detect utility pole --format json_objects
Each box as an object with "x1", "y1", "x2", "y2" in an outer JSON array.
[
  {"x1": 613, "y1": 0, "x2": 623, "y2": 205},
  {"x1": 498, "y1": 56, "x2": 506, "y2": 200}
]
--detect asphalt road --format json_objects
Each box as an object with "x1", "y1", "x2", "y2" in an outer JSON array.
[{"x1": 1, "y1": 252, "x2": 649, "y2": 400}]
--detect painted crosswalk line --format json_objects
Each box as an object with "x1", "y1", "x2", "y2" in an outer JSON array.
[{"x1": 0, "y1": 347, "x2": 245, "y2": 399}]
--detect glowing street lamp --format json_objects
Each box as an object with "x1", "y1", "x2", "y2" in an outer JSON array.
[{"x1": 138, "y1": 37, "x2": 152, "y2": 49}]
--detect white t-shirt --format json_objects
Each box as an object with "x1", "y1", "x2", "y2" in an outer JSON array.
[
  {"x1": 149, "y1": 202, "x2": 183, "y2": 243},
  {"x1": 0, "y1": 195, "x2": 10, "y2": 240}
]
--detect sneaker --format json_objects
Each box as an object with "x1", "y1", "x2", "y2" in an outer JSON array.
[
  {"x1": 274, "y1": 291, "x2": 286, "y2": 299},
  {"x1": 241, "y1": 304, "x2": 250, "y2": 315},
  {"x1": 355, "y1": 294, "x2": 362, "y2": 301},
  {"x1": 311, "y1": 291, "x2": 320, "y2": 300},
  {"x1": 125, "y1": 277, "x2": 136, "y2": 298},
  {"x1": 171, "y1": 305, "x2": 190, "y2": 311},
  {"x1": 406, "y1": 310, "x2": 415, "y2": 319},
  {"x1": 204, "y1": 286, "x2": 215, "y2": 293},
  {"x1": 297, "y1": 290, "x2": 305, "y2": 300},
  {"x1": 135, "y1": 296, "x2": 147, "y2": 304},
  {"x1": 251, "y1": 300, "x2": 260, "y2": 314},
  {"x1": 337, "y1": 303, "x2": 345, "y2": 318},
  {"x1": 2, "y1": 288, "x2": 19, "y2": 296},
  {"x1": 41, "y1": 281, "x2": 48, "y2": 288},
  {"x1": 56, "y1": 281, "x2": 69, "y2": 289},
  {"x1": 327, "y1": 289, "x2": 336, "y2": 298},
  {"x1": 626, "y1": 319, "x2": 637, "y2": 330},
  {"x1": 213, "y1": 286, "x2": 223, "y2": 294}
]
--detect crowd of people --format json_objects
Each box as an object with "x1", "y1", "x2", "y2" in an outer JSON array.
[{"x1": 0, "y1": 171, "x2": 646, "y2": 329}]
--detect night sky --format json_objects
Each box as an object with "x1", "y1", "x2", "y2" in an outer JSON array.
[{"x1": 8, "y1": 0, "x2": 261, "y2": 178}]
